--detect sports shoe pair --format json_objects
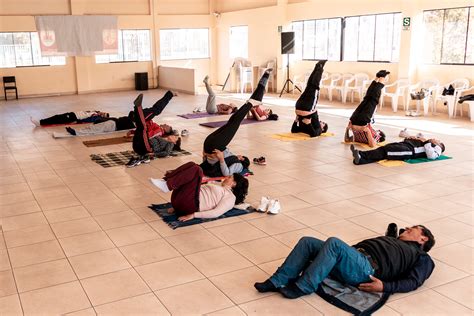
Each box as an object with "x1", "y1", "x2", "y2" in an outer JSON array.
[
  {"x1": 126, "y1": 156, "x2": 150, "y2": 168},
  {"x1": 181, "y1": 129, "x2": 189, "y2": 137},
  {"x1": 257, "y1": 196, "x2": 280, "y2": 215},
  {"x1": 193, "y1": 107, "x2": 203, "y2": 113},
  {"x1": 253, "y1": 157, "x2": 266, "y2": 165}
]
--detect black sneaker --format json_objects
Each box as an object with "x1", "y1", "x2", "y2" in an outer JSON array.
[
  {"x1": 126, "y1": 157, "x2": 141, "y2": 168},
  {"x1": 140, "y1": 156, "x2": 151, "y2": 164}
]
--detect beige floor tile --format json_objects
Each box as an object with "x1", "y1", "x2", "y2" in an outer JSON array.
[
  {"x1": 13, "y1": 258, "x2": 76, "y2": 293},
  {"x1": 59, "y1": 231, "x2": 115, "y2": 257},
  {"x1": 8, "y1": 240, "x2": 65, "y2": 268},
  {"x1": 120, "y1": 239, "x2": 180, "y2": 266},
  {"x1": 0, "y1": 249, "x2": 11, "y2": 271},
  {"x1": 207, "y1": 222, "x2": 267, "y2": 245},
  {"x1": 201, "y1": 216, "x2": 244, "y2": 229},
  {"x1": 232, "y1": 237, "x2": 291, "y2": 264},
  {"x1": 295, "y1": 189, "x2": 343, "y2": 206},
  {"x1": 206, "y1": 306, "x2": 246, "y2": 316},
  {"x1": 425, "y1": 218, "x2": 474, "y2": 242},
  {"x1": 248, "y1": 214, "x2": 306, "y2": 235},
  {"x1": 0, "y1": 200, "x2": 42, "y2": 217},
  {"x1": 273, "y1": 195, "x2": 313, "y2": 212},
  {"x1": 106, "y1": 223, "x2": 160, "y2": 247},
  {"x1": 382, "y1": 205, "x2": 445, "y2": 223},
  {"x1": 324, "y1": 183, "x2": 374, "y2": 199},
  {"x1": 423, "y1": 259, "x2": 469, "y2": 289},
  {"x1": 273, "y1": 228, "x2": 328, "y2": 248},
  {"x1": 0, "y1": 182, "x2": 30, "y2": 195},
  {"x1": 430, "y1": 243, "x2": 474, "y2": 274},
  {"x1": 238, "y1": 295, "x2": 320, "y2": 315},
  {"x1": 0, "y1": 191, "x2": 35, "y2": 206},
  {"x1": 69, "y1": 248, "x2": 131, "y2": 279},
  {"x1": 43, "y1": 205, "x2": 91, "y2": 224},
  {"x1": 348, "y1": 213, "x2": 412, "y2": 235},
  {"x1": 209, "y1": 266, "x2": 273, "y2": 304},
  {"x1": 387, "y1": 289, "x2": 472, "y2": 315},
  {"x1": 312, "y1": 220, "x2": 375, "y2": 242},
  {"x1": 156, "y1": 279, "x2": 233, "y2": 315},
  {"x1": 51, "y1": 217, "x2": 101, "y2": 238},
  {"x1": 166, "y1": 229, "x2": 225, "y2": 255},
  {"x1": 2, "y1": 212, "x2": 48, "y2": 232},
  {"x1": 66, "y1": 308, "x2": 99, "y2": 316},
  {"x1": 93, "y1": 210, "x2": 143, "y2": 230},
  {"x1": 381, "y1": 188, "x2": 434, "y2": 204},
  {"x1": 444, "y1": 190, "x2": 473, "y2": 207},
  {"x1": 186, "y1": 246, "x2": 253, "y2": 277},
  {"x1": 80, "y1": 268, "x2": 150, "y2": 306},
  {"x1": 451, "y1": 211, "x2": 474, "y2": 225},
  {"x1": 19, "y1": 281, "x2": 91, "y2": 316},
  {"x1": 94, "y1": 293, "x2": 170, "y2": 316},
  {"x1": 285, "y1": 206, "x2": 340, "y2": 226},
  {"x1": 0, "y1": 270, "x2": 17, "y2": 297},
  {"x1": 434, "y1": 276, "x2": 473, "y2": 309},
  {"x1": 4, "y1": 224, "x2": 55, "y2": 248},
  {"x1": 132, "y1": 206, "x2": 161, "y2": 222},
  {"x1": 0, "y1": 294, "x2": 23, "y2": 315},
  {"x1": 82, "y1": 198, "x2": 131, "y2": 216},
  {"x1": 36, "y1": 194, "x2": 82, "y2": 211},
  {"x1": 350, "y1": 194, "x2": 405, "y2": 211},
  {"x1": 319, "y1": 200, "x2": 374, "y2": 218},
  {"x1": 136, "y1": 257, "x2": 204, "y2": 290}
]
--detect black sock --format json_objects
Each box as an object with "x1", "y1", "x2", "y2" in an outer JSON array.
[
  {"x1": 249, "y1": 72, "x2": 270, "y2": 101},
  {"x1": 254, "y1": 279, "x2": 278, "y2": 293},
  {"x1": 66, "y1": 127, "x2": 76, "y2": 135},
  {"x1": 279, "y1": 282, "x2": 307, "y2": 299}
]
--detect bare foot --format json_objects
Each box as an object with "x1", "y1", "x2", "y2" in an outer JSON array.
[{"x1": 167, "y1": 208, "x2": 175, "y2": 214}]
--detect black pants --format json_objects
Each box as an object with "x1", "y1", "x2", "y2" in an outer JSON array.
[
  {"x1": 358, "y1": 142, "x2": 416, "y2": 165},
  {"x1": 40, "y1": 112, "x2": 78, "y2": 125},
  {"x1": 203, "y1": 72, "x2": 269, "y2": 154},
  {"x1": 132, "y1": 102, "x2": 152, "y2": 156},
  {"x1": 291, "y1": 112, "x2": 322, "y2": 137},
  {"x1": 295, "y1": 64, "x2": 323, "y2": 112},
  {"x1": 350, "y1": 81, "x2": 384, "y2": 126},
  {"x1": 143, "y1": 90, "x2": 173, "y2": 121}
]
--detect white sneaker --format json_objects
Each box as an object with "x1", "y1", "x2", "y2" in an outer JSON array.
[
  {"x1": 257, "y1": 196, "x2": 270, "y2": 213},
  {"x1": 30, "y1": 117, "x2": 40, "y2": 127},
  {"x1": 399, "y1": 128, "x2": 410, "y2": 138},
  {"x1": 149, "y1": 178, "x2": 170, "y2": 193},
  {"x1": 267, "y1": 199, "x2": 281, "y2": 215}
]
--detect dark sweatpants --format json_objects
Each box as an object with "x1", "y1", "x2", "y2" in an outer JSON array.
[
  {"x1": 295, "y1": 63, "x2": 323, "y2": 112},
  {"x1": 291, "y1": 112, "x2": 322, "y2": 137},
  {"x1": 357, "y1": 142, "x2": 421, "y2": 165},
  {"x1": 143, "y1": 91, "x2": 174, "y2": 121},
  {"x1": 132, "y1": 101, "x2": 152, "y2": 156},
  {"x1": 350, "y1": 81, "x2": 385, "y2": 126},
  {"x1": 165, "y1": 162, "x2": 203, "y2": 216},
  {"x1": 40, "y1": 112, "x2": 78, "y2": 125},
  {"x1": 203, "y1": 72, "x2": 270, "y2": 154}
]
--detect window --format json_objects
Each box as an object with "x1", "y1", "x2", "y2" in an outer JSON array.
[
  {"x1": 423, "y1": 7, "x2": 473, "y2": 65},
  {"x1": 343, "y1": 12, "x2": 401, "y2": 62},
  {"x1": 159, "y1": 28, "x2": 209, "y2": 61},
  {"x1": 0, "y1": 32, "x2": 65, "y2": 68},
  {"x1": 292, "y1": 18, "x2": 342, "y2": 61},
  {"x1": 95, "y1": 30, "x2": 151, "y2": 64},
  {"x1": 229, "y1": 26, "x2": 248, "y2": 58}
]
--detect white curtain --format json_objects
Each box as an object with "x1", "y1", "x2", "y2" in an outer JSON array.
[{"x1": 35, "y1": 15, "x2": 118, "y2": 56}]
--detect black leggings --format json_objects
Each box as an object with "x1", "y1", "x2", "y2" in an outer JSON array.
[
  {"x1": 203, "y1": 72, "x2": 269, "y2": 154},
  {"x1": 358, "y1": 142, "x2": 415, "y2": 164},
  {"x1": 143, "y1": 91, "x2": 174, "y2": 121},
  {"x1": 350, "y1": 81, "x2": 384, "y2": 126},
  {"x1": 132, "y1": 102, "x2": 152, "y2": 156},
  {"x1": 295, "y1": 64, "x2": 323, "y2": 112},
  {"x1": 40, "y1": 112, "x2": 77, "y2": 125}
]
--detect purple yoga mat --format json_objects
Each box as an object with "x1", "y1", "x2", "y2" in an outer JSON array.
[
  {"x1": 178, "y1": 112, "x2": 222, "y2": 119},
  {"x1": 199, "y1": 119, "x2": 263, "y2": 128}
]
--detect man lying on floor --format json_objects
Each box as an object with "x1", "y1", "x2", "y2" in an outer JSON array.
[
  {"x1": 31, "y1": 110, "x2": 109, "y2": 126},
  {"x1": 64, "y1": 92, "x2": 176, "y2": 136},
  {"x1": 255, "y1": 225, "x2": 435, "y2": 299},
  {"x1": 350, "y1": 136, "x2": 445, "y2": 165},
  {"x1": 150, "y1": 162, "x2": 249, "y2": 222}
]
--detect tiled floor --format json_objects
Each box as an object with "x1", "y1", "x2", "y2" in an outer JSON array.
[{"x1": 0, "y1": 87, "x2": 472, "y2": 315}]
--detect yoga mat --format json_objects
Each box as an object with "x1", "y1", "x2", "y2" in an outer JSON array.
[
  {"x1": 90, "y1": 149, "x2": 192, "y2": 168},
  {"x1": 377, "y1": 160, "x2": 406, "y2": 167},
  {"x1": 342, "y1": 141, "x2": 387, "y2": 149},
  {"x1": 405, "y1": 155, "x2": 452, "y2": 164},
  {"x1": 270, "y1": 132, "x2": 335, "y2": 141},
  {"x1": 178, "y1": 112, "x2": 222, "y2": 119},
  {"x1": 83, "y1": 136, "x2": 132, "y2": 147},
  {"x1": 149, "y1": 203, "x2": 252, "y2": 229},
  {"x1": 199, "y1": 119, "x2": 263, "y2": 128}
]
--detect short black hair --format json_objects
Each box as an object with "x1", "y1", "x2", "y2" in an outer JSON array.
[
  {"x1": 240, "y1": 156, "x2": 250, "y2": 169},
  {"x1": 378, "y1": 130, "x2": 386, "y2": 143},
  {"x1": 232, "y1": 173, "x2": 249, "y2": 205},
  {"x1": 321, "y1": 121, "x2": 328, "y2": 133},
  {"x1": 418, "y1": 225, "x2": 435, "y2": 252}
]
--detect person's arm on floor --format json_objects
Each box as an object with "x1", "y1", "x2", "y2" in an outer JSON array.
[
  {"x1": 382, "y1": 255, "x2": 435, "y2": 293},
  {"x1": 219, "y1": 162, "x2": 243, "y2": 176}
]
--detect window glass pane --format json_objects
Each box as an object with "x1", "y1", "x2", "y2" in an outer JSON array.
[
  {"x1": 0, "y1": 33, "x2": 16, "y2": 68},
  {"x1": 343, "y1": 17, "x2": 359, "y2": 61},
  {"x1": 314, "y1": 19, "x2": 328, "y2": 59},
  {"x1": 230, "y1": 26, "x2": 248, "y2": 58},
  {"x1": 160, "y1": 28, "x2": 209, "y2": 60},
  {"x1": 374, "y1": 14, "x2": 394, "y2": 61},
  {"x1": 328, "y1": 18, "x2": 341, "y2": 61},
  {"x1": 31, "y1": 32, "x2": 49, "y2": 65},
  {"x1": 441, "y1": 8, "x2": 468, "y2": 63},
  {"x1": 391, "y1": 13, "x2": 401, "y2": 62},
  {"x1": 137, "y1": 30, "x2": 151, "y2": 61},
  {"x1": 13, "y1": 32, "x2": 33, "y2": 66},
  {"x1": 466, "y1": 8, "x2": 474, "y2": 63},
  {"x1": 122, "y1": 30, "x2": 138, "y2": 61},
  {"x1": 358, "y1": 15, "x2": 375, "y2": 61},
  {"x1": 292, "y1": 21, "x2": 303, "y2": 61},
  {"x1": 303, "y1": 20, "x2": 315, "y2": 59},
  {"x1": 422, "y1": 10, "x2": 444, "y2": 64},
  {"x1": 109, "y1": 30, "x2": 124, "y2": 62}
]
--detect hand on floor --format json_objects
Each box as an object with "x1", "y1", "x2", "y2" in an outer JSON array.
[{"x1": 178, "y1": 213, "x2": 195, "y2": 222}]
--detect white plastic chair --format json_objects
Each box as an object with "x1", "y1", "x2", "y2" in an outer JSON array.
[
  {"x1": 334, "y1": 73, "x2": 354, "y2": 103},
  {"x1": 346, "y1": 73, "x2": 370, "y2": 103},
  {"x1": 320, "y1": 73, "x2": 342, "y2": 101},
  {"x1": 240, "y1": 66, "x2": 254, "y2": 94},
  {"x1": 292, "y1": 72, "x2": 311, "y2": 94},
  {"x1": 406, "y1": 79, "x2": 439, "y2": 116},
  {"x1": 435, "y1": 79, "x2": 470, "y2": 118},
  {"x1": 258, "y1": 59, "x2": 276, "y2": 92},
  {"x1": 380, "y1": 78, "x2": 410, "y2": 112}
]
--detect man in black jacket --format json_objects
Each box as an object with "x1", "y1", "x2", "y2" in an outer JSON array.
[{"x1": 254, "y1": 225, "x2": 435, "y2": 299}]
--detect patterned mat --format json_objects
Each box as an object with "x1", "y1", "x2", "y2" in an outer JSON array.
[{"x1": 90, "y1": 149, "x2": 192, "y2": 168}]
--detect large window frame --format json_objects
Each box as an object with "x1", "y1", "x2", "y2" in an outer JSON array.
[
  {"x1": 95, "y1": 29, "x2": 151, "y2": 64},
  {"x1": 0, "y1": 32, "x2": 66, "y2": 68},
  {"x1": 159, "y1": 28, "x2": 210, "y2": 61},
  {"x1": 423, "y1": 6, "x2": 473, "y2": 65},
  {"x1": 342, "y1": 12, "x2": 402, "y2": 63}
]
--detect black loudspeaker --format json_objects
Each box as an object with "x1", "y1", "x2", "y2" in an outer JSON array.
[
  {"x1": 281, "y1": 32, "x2": 295, "y2": 55},
  {"x1": 135, "y1": 72, "x2": 149, "y2": 91}
]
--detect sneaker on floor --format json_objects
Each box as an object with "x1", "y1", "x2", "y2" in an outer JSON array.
[
  {"x1": 399, "y1": 128, "x2": 410, "y2": 138},
  {"x1": 350, "y1": 144, "x2": 361, "y2": 165},
  {"x1": 267, "y1": 199, "x2": 281, "y2": 215},
  {"x1": 181, "y1": 129, "x2": 189, "y2": 137},
  {"x1": 253, "y1": 157, "x2": 266, "y2": 165},
  {"x1": 126, "y1": 158, "x2": 141, "y2": 168},
  {"x1": 30, "y1": 117, "x2": 40, "y2": 127},
  {"x1": 140, "y1": 156, "x2": 151, "y2": 164},
  {"x1": 257, "y1": 196, "x2": 270, "y2": 213}
]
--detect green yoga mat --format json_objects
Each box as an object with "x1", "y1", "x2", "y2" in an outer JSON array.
[{"x1": 405, "y1": 155, "x2": 452, "y2": 164}]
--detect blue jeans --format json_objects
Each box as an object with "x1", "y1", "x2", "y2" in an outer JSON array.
[{"x1": 270, "y1": 237, "x2": 374, "y2": 294}]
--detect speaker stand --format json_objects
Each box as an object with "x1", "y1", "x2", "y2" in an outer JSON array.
[
  {"x1": 279, "y1": 54, "x2": 301, "y2": 97},
  {"x1": 222, "y1": 61, "x2": 235, "y2": 91}
]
